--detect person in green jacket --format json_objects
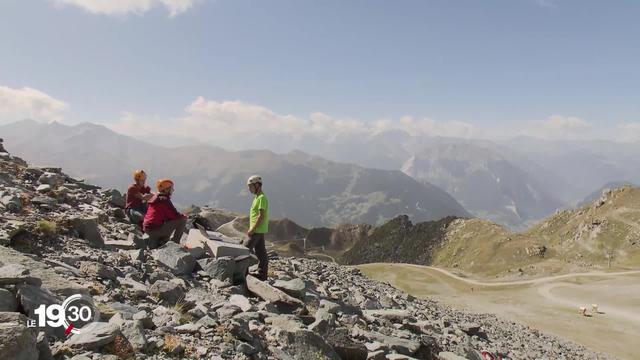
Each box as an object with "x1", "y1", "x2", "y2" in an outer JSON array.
[{"x1": 245, "y1": 175, "x2": 269, "y2": 281}]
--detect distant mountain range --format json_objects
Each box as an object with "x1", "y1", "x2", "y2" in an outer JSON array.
[{"x1": 0, "y1": 119, "x2": 469, "y2": 227}]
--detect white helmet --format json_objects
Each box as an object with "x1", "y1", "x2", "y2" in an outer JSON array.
[{"x1": 246, "y1": 175, "x2": 262, "y2": 186}]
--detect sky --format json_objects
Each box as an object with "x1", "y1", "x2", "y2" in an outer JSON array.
[{"x1": 1, "y1": 0, "x2": 640, "y2": 145}]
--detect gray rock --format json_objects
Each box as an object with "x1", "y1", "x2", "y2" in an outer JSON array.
[
  {"x1": 229, "y1": 294, "x2": 253, "y2": 312},
  {"x1": 277, "y1": 329, "x2": 340, "y2": 360},
  {"x1": 38, "y1": 172, "x2": 64, "y2": 187},
  {"x1": 309, "y1": 307, "x2": 334, "y2": 334},
  {"x1": 0, "y1": 288, "x2": 18, "y2": 312},
  {"x1": 36, "y1": 331, "x2": 52, "y2": 360},
  {"x1": 196, "y1": 315, "x2": 217, "y2": 328},
  {"x1": 325, "y1": 328, "x2": 368, "y2": 360},
  {"x1": 152, "y1": 242, "x2": 196, "y2": 275},
  {"x1": 128, "y1": 233, "x2": 146, "y2": 249},
  {"x1": 363, "y1": 309, "x2": 411, "y2": 323},
  {"x1": 104, "y1": 189, "x2": 125, "y2": 208},
  {"x1": 438, "y1": 352, "x2": 468, "y2": 360},
  {"x1": 246, "y1": 275, "x2": 304, "y2": 308},
  {"x1": 1, "y1": 194, "x2": 22, "y2": 212},
  {"x1": 78, "y1": 261, "x2": 119, "y2": 281},
  {"x1": 233, "y1": 254, "x2": 259, "y2": 283},
  {"x1": 64, "y1": 322, "x2": 120, "y2": 350},
  {"x1": 368, "y1": 350, "x2": 387, "y2": 360},
  {"x1": 149, "y1": 280, "x2": 184, "y2": 305},
  {"x1": 127, "y1": 248, "x2": 144, "y2": 262},
  {"x1": 216, "y1": 303, "x2": 241, "y2": 321},
  {"x1": 30, "y1": 196, "x2": 58, "y2": 207},
  {"x1": 0, "y1": 264, "x2": 42, "y2": 286},
  {"x1": 0, "y1": 312, "x2": 38, "y2": 360},
  {"x1": 352, "y1": 327, "x2": 432, "y2": 357},
  {"x1": 175, "y1": 323, "x2": 202, "y2": 334},
  {"x1": 119, "y1": 320, "x2": 147, "y2": 351},
  {"x1": 273, "y1": 278, "x2": 306, "y2": 299},
  {"x1": 198, "y1": 256, "x2": 235, "y2": 282},
  {"x1": 228, "y1": 319, "x2": 254, "y2": 342},
  {"x1": 70, "y1": 217, "x2": 104, "y2": 248},
  {"x1": 266, "y1": 315, "x2": 305, "y2": 332},
  {"x1": 16, "y1": 284, "x2": 60, "y2": 324},
  {"x1": 460, "y1": 322, "x2": 482, "y2": 336},
  {"x1": 36, "y1": 184, "x2": 51, "y2": 193},
  {"x1": 319, "y1": 299, "x2": 341, "y2": 314},
  {"x1": 237, "y1": 341, "x2": 257, "y2": 355},
  {"x1": 133, "y1": 310, "x2": 154, "y2": 329}
]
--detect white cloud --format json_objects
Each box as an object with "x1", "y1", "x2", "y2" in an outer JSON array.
[
  {"x1": 108, "y1": 97, "x2": 483, "y2": 149},
  {"x1": 0, "y1": 86, "x2": 69, "y2": 124},
  {"x1": 518, "y1": 115, "x2": 593, "y2": 140},
  {"x1": 617, "y1": 123, "x2": 640, "y2": 142},
  {"x1": 52, "y1": 0, "x2": 199, "y2": 17}
]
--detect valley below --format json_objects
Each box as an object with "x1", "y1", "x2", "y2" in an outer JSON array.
[{"x1": 360, "y1": 264, "x2": 640, "y2": 360}]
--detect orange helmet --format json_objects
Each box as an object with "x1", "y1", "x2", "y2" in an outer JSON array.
[
  {"x1": 133, "y1": 170, "x2": 146, "y2": 182},
  {"x1": 156, "y1": 179, "x2": 174, "y2": 193}
]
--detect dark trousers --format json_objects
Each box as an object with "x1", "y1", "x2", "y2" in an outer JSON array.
[
  {"x1": 145, "y1": 218, "x2": 187, "y2": 249},
  {"x1": 245, "y1": 233, "x2": 268, "y2": 281},
  {"x1": 126, "y1": 208, "x2": 145, "y2": 226}
]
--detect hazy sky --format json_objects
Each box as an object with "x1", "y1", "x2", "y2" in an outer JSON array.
[{"x1": 1, "y1": 0, "x2": 639, "y2": 143}]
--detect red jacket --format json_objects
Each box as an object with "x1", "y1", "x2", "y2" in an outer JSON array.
[
  {"x1": 125, "y1": 184, "x2": 151, "y2": 210},
  {"x1": 143, "y1": 194, "x2": 184, "y2": 232}
]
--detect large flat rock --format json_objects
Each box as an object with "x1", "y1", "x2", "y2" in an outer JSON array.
[
  {"x1": 184, "y1": 229, "x2": 249, "y2": 259},
  {"x1": 0, "y1": 245, "x2": 88, "y2": 298}
]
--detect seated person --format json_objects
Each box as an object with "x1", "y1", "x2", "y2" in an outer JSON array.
[
  {"x1": 143, "y1": 179, "x2": 187, "y2": 249},
  {"x1": 125, "y1": 170, "x2": 152, "y2": 226}
]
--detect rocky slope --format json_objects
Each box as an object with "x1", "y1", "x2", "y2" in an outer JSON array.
[{"x1": 0, "y1": 141, "x2": 616, "y2": 359}]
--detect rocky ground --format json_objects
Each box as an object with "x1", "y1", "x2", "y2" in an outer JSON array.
[{"x1": 0, "y1": 141, "x2": 615, "y2": 360}]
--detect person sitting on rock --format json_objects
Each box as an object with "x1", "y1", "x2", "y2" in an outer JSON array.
[
  {"x1": 244, "y1": 175, "x2": 269, "y2": 281},
  {"x1": 143, "y1": 179, "x2": 187, "y2": 249},
  {"x1": 125, "y1": 170, "x2": 153, "y2": 226}
]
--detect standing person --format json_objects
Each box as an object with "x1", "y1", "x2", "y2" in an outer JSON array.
[
  {"x1": 125, "y1": 170, "x2": 152, "y2": 226},
  {"x1": 245, "y1": 175, "x2": 269, "y2": 281},
  {"x1": 143, "y1": 179, "x2": 187, "y2": 249}
]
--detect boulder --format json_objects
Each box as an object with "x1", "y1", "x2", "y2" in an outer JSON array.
[
  {"x1": 216, "y1": 304, "x2": 241, "y2": 321},
  {"x1": 184, "y1": 229, "x2": 250, "y2": 258},
  {"x1": 246, "y1": 275, "x2": 304, "y2": 308},
  {"x1": 30, "y1": 196, "x2": 58, "y2": 207},
  {"x1": 70, "y1": 217, "x2": 104, "y2": 248},
  {"x1": 319, "y1": 299, "x2": 341, "y2": 314},
  {"x1": 325, "y1": 328, "x2": 368, "y2": 360},
  {"x1": 151, "y1": 242, "x2": 196, "y2": 275},
  {"x1": 460, "y1": 322, "x2": 482, "y2": 336},
  {"x1": 273, "y1": 278, "x2": 306, "y2": 299},
  {"x1": 229, "y1": 294, "x2": 253, "y2": 312},
  {"x1": 233, "y1": 254, "x2": 259, "y2": 283},
  {"x1": 36, "y1": 185, "x2": 51, "y2": 193},
  {"x1": 277, "y1": 329, "x2": 340, "y2": 360},
  {"x1": 149, "y1": 280, "x2": 184, "y2": 305},
  {"x1": 0, "y1": 264, "x2": 42, "y2": 286},
  {"x1": 0, "y1": 312, "x2": 38, "y2": 360},
  {"x1": 78, "y1": 261, "x2": 119, "y2": 281},
  {"x1": 38, "y1": 172, "x2": 64, "y2": 187},
  {"x1": 352, "y1": 327, "x2": 434, "y2": 358},
  {"x1": 119, "y1": 320, "x2": 147, "y2": 351},
  {"x1": 0, "y1": 288, "x2": 18, "y2": 312},
  {"x1": 1, "y1": 194, "x2": 22, "y2": 213},
  {"x1": 198, "y1": 257, "x2": 235, "y2": 282},
  {"x1": 103, "y1": 189, "x2": 125, "y2": 208},
  {"x1": 362, "y1": 309, "x2": 411, "y2": 323},
  {"x1": 64, "y1": 322, "x2": 120, "y2": 350}
]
